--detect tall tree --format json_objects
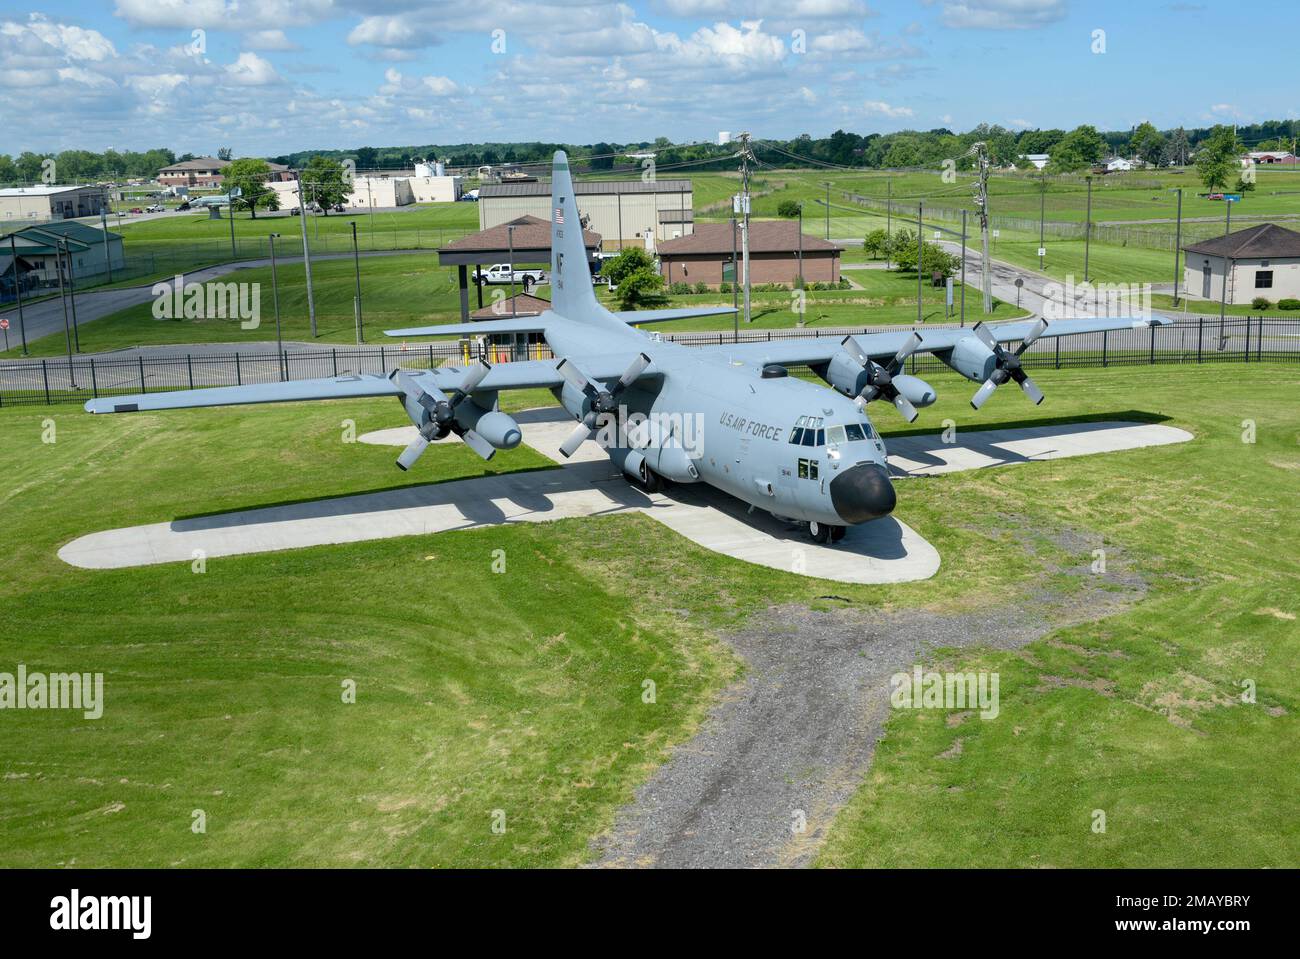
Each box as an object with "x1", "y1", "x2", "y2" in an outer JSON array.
[
  {"x1": 302, "y1": 156, "x2": 349, "y2": 214},
  {"x1": 224, "y1": 158, "x2": 280, "y2": 219},
  {"x1": 1195, "y1": 125, "x2": 1244, "y2": 192},
  {"x1": 1130, "y1": 121, "x2": 1165, "y2": 167},
  {"x1": 1160, "y1": 127, "x2": 1191, "y2": 167}
]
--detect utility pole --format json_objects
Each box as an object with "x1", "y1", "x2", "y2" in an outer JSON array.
[
  {"x1": 1171, "y1": 187, "x2": 1183, "y2": 306},
  {"x1": 730, "y1": 215, "x2": 738, "y2": 314},
  {"x1": 737, "y1": 132, "x2": 753, "y2": 324},
  {"x1": 8, "y1": 233, "x2": 28, "y2": 355},
  {"x1": 1083, "y1": 175, "x2": 1093, "y2": 283},
  {"x1": 295, "y1": 171, "x2": 317, "y2": 337},
  {"x1": 972, "y1": 142, "x2": 992, "y2": 314},
  {"x1": 823, "y1": 181, "x2": 830, "y2": 240},
  {"x1": 960, "y1": 208, "x2": 967, "y2": 327}
]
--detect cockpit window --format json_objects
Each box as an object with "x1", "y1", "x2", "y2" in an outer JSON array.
[
  {"x1": 789, "y1": 415, "x2": 826, "y2": 445},
  {"x1": 844, "y1": 423, "x2": 865, "y2": 442},
  {"x1": 826, "y1": 425, "x2": 847, "y2": 445}
]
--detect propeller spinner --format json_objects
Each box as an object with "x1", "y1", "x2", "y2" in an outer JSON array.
[
  {"x1": 555, "y1": 352, "x2": 652, "y2": 458},
  {"x1": 841, "y1": 332, "x2": 924, "y2": 423},
  {"x1": 969, "y1": 319, "x2": 1048, "y2": 410},
  {"x1": 392, "y1": 362, "x2": 494, "y2": 469}
]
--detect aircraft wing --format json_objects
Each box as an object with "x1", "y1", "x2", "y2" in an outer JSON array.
[
  {"x1": 692, "y1": 316, "x2": 1171, "y2": 367},
  {"x1": 82, "y1": 356, "x2": 635, "y2": 415},
  {"x1": 384, "y1": 316, "x2": 553, "y2": 338}
]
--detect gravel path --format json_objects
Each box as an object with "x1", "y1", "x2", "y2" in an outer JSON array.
[{"x1": 590, "y1": 551, "x2": 1144, "y2": 869}]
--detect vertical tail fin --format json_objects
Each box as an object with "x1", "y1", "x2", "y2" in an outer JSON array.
[{"x1": 549, "y1": 151, "x2": 602, "y2": 321}]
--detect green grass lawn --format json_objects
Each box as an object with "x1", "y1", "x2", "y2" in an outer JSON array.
[
  {"x1": 815, "y1": 362, "x2": 1300, "y2": 868},
  {"x1": 0, "y1": 363, "x2": 1295, "y2": 867}
]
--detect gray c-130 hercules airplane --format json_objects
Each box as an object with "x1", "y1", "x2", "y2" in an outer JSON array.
[{"x1": 87, "y1": 152, "x2": 1169, "y2": 543}]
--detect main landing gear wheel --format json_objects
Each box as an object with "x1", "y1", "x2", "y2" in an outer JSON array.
[
  {"x1": 809, "y1": 521, "x2": 831, "y2": 543},
  {"x1": 626, "y1": 464, "x2": 662, "y2": 494},
  {"x1": 830, "y1": 525, "x2": 847, "y2": 543}
]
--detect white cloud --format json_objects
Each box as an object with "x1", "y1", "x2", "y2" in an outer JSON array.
[
  {"x1": 245, "y1": 29, "x2": 300, "y2": 51},
  {"x1": 224, "y1": 51, "x2": 280, "y2": 86},
  {"x1": 113, "y1": 0, "x2": 338, "y2": 30},
  {"x1": 423, "y1": 75, "x2": 459, "y2": 96},
  {"x1": 862, "y1": 99, "x2": 913, "y2": 118},
  {"x1": 939, "y1": 0, "x2": 1067, "y2": 30},
  {"x1": 1, "y1": 13, "x2": 117, "y2": 61},
  {"x1": 346, "y1": 15, "x2": 441, "y2": 50}
]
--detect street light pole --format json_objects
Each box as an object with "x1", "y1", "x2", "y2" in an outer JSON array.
[
  {"x1": 55, "y1": 241, "x2": 77, "y2": 387},
  {"x1": 351, "y1": 221, "x2": 364, "y2": 345},
  {"x1": 61, "y1": 240, "x2": 80, "y2": 352},
  {"x1": 916, "y1": 201, "x2": 923, "y2": 326},
  {"x1": 228, "y1": 196, "x2": 236, "y2": 259},
  {"x1": 507, "y1": 224, "x2": 516, "y2": 319},
  {"x1": 295, "y1": 171, "x2": 317, "y2": 337},
  {"x1": 1171, "y1": 187, "x2": 1183, "y2": 306},
  {"x1": 885, "y1": 177, "x2": 892, "y2": 270},
  {"x1": 268, "y1": 233, "x2": 284, "y2": 380},
  {"x1": 797, "y1": 203, "x2": 803, "y2": 287},
  {"x1": 1038, "y1": 173, "x2": 1046, "y2": 270},
  {"x1": 1219, "y1": 199, "x2": 1233, "y2": 341},
  {"x1": 1083, "y1": 175, "x2": 1093, "y2": 283},
  {"x1": 100, "y1": 208, "x2": 113, "y2": 283}
]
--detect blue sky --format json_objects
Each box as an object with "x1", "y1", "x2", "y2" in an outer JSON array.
[{"x1": 0, "y1": 1, "x2": 1294, "y2": 156}]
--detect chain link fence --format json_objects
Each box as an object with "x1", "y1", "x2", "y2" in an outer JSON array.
[{"x1": 2, "y1": 317, "x2": 1296, "y2": 408}]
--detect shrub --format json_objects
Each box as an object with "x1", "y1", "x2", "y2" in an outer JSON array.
[
  {"x1": 1278, "y1": 298, "x2": 1300, "y2": 310},
  {"x1": 719, "y1": 281, "x2": 731, "y2": 293},
  {"x1": 693, "y1": 281, "x2": 709, "y2": 294},
  {"x1": 776, "y1": 199, "x2": 801, "y2": 218},
  {"x1": 1251, "y1": 296, "x2": 1273, "y2": 310},
  {"x1": 668, "y1": 281, "x2": 692, "y2": 295}
]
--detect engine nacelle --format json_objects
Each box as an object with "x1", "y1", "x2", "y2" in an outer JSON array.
[
  {"x1": 937, "y1": 334, "x2": 998, "y2": 383},
  {"x1": 818, "y1": 349, "x2": 872, "y2": 398},
  {"x1": 555, "y1": 381, "x2": 590, "y2": 421},
  {"x1": 627, "y1": 418, "x2": 700, "y2": 483},
  {"x1": 454, "y1": 401, "x2": 521, "y2": 450},
  {"x1": 891, "y1": 374, "x2": 937, "y2": 408}
]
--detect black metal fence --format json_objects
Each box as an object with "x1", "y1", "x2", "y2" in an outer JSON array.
[{"x1": 1, "y1": 317, "x2": 1296, "y2": 408}]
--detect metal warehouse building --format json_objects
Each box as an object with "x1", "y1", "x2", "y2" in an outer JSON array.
[
  {"x1": 0, "y1": 185, "x2": 110, "y2": 223},
  {"x1": 478, "y1": 179, "x2": 694, "y2": 250}
]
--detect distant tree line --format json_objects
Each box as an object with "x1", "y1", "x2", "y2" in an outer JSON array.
[{"x1": 6, "y1": 118, "x2": 1298, "y2": 188}]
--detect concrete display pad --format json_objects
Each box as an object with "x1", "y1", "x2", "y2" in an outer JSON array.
[{"x1": 58, "y1": 409, "x2": 1192, "y2": 584}]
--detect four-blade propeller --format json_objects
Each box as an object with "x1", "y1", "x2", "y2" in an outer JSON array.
[
  {"x1": 556, "y1": 352, "x2": 652, "y2": 458},
  {"x1": 392, "y1": 362, "x2": 494, "y2": 469},
  {"x1": 969, "y1": 319, "x2": 1048, "y2": 410},
  {"x1": 841, "y1": 332, "x2": 924, "y2": 423}
]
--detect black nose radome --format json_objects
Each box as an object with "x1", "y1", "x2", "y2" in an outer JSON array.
[{"x1": 829, "y1": 463, "x2": 896, "y2": 524}]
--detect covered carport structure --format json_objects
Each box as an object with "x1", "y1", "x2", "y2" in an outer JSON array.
[{"x1": 438, "y1": 214, "x2": 602, "y2": 322}]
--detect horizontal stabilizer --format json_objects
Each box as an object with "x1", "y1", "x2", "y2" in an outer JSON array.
[
  {"x1": 384, "y1": 315, "x2": 552, "y2": 338},
  {"x1": 614, "y1": 306, "x2": 737, "y2": 325}
]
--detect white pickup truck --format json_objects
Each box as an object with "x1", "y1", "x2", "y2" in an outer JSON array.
[{"x1": 472, "y1": 264, "x2": 548, "y2": 289}]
